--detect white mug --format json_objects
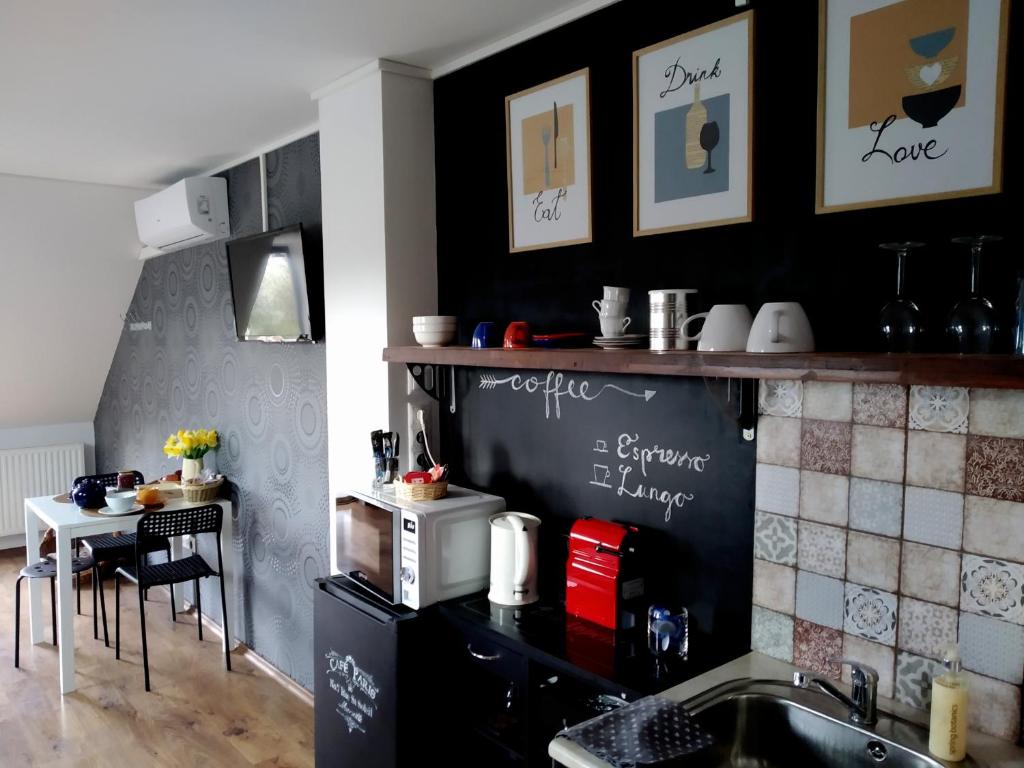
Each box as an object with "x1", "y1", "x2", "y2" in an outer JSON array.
[
  {"x1": 603, "y1": 286, "x2": 630, "y2": 303},
  {"x1": 592, "y1": 298, "x2": 627, "y2": 316},
  {"x1": 697, "y1": 304, "x2": 754, "y2": 351},
  {"x1": 746, "y1": 302, "x2": 815, "y2": 353},
  {"x1": 600, "y1": 315, "x2": 631, "y2": 337}
]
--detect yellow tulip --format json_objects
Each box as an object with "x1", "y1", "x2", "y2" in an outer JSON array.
[
  {"x1": 208, "y1": 430, "x2": 218, "y2": 448},
  {"x1": 181, "y1": 432, "x2": 195, "y2": 451}
]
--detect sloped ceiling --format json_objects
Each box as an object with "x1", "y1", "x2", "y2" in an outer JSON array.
[{"x1": 0, "y1": 173, "x2": 145, "y2": 428}]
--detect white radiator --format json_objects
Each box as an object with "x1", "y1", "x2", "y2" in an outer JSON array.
[{"x1": 0, "y1": 443, "x2": 85, "y2": 537}]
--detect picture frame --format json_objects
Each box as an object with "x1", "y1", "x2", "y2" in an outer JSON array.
[
  {"x1": 505, "y1": 68, "x2": 592, "y2": 253},
  {"x1": 816, "y1": 0, "x2": 1009, "y2": 214},
  {"x1": 633, "y1": 11, "x2": 754, "y2": 237}
]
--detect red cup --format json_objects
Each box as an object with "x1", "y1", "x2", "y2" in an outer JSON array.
[{"x1": 503, "y1": 321, "x2": 531, "y2": 349}]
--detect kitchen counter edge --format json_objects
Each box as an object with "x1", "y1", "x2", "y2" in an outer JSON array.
[{"x1": 548, "y1": 651, "x2": 1024, "y2": 768}]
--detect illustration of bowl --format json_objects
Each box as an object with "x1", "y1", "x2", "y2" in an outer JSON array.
[
  {"x1": 902, "y1": 84, "x2": 961, "y2": 128},
  {"x1": 905, "y1": 56, "x2": 959, "y2": 91},
  {"x1": 910, "y1": 27, "x2": 956, "y2": 59}
]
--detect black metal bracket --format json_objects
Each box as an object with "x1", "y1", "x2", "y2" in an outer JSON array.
[{"x1": 406, "y1": 363, "x2": 457, "y2": 414}]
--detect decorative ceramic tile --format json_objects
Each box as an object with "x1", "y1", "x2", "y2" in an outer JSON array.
[
  {"x1": 897, "y1": 597, "x2": 958, "y2": 659},
  {"x1": 909, "y1": 386, "x2": 969, "y2": 434},
  {"x1": 801, "y1": 419, "x2": 851, "y2": 476},
  {"x1": 755, "y1": 464, "x2": 800, "y2": 517},
  {"x1": 964, "y1": 670, "x2": 1022, "y2": 742},
  {"x1": 848, "y1": 478, "x2": 904, "y2": 537},
  {"x1": 754, "y1": 510, "x2": 798, "y2": 565},
  {"x1": 799, "y1": 471, "x2": 849, "y2": 526},
  {"x1": 960, "y1": 554, "x2": 1024, "y2": 624},
  {"x1": 846, "y1": 532, "x2": 900, "y2": 593},
  {"x1": 968, "y1": 389, "x2": 1024, "y2": 439},
  {"x1": 900, "y1": 542, "x2": 961, "y2": 607},
  {"x1": 759, "y1": 379, "x2": 802, "y2": 418},
  {"x1": 795, "y1": 571, "x2": 845, "y2": 630},
  {"x1": 803, "y1": 382, "x2": 853, "y2": 422},
  {"x1": 751, "y1": 605, "x2": 794, "y2": 662},
  {"x1": 797, "y1": 521, "x2": 847, "y2": 579},
  {"x1": 793, "y1": 619, "x2": 842, "y2": 679},
  {"x1": 853, "y1": 383, "x2": 907, "y2": 429},
  {"x1": 965, "y1": 435, "x2": 1024, "y2": 503},
  {"x1": 963, "y1": 495, "x2": 1024, "y2": 562},
  {"x1": 905, "y1": 431, "x2": 966, "y2": 492},
  {"x1": 756, "y1": 415, "x2": 801, "y2": 468},
  {"x1": 958, "y1": 612, "x2": 1024, "y2": 684},
  {"x1": 841, "y1": 634, "x2": 895, "y2": 699},
  {"x1": 903, "y1": 486, "x2": 964, "y2": 550},
  {"x1": 895, "y1": 651, "x2": 945, "y2": 710},
  {"x1": 850, "y1": 425, "x2": 905, "y2": 483},
  {"x1": 844, "y1": 583, "x2": 898, "y2": 645},
  {"x1": 753, "y1": 560, "x2": 796, "y2": 614}
]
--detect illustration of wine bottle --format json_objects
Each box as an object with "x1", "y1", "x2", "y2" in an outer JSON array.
[{"x1": 685, "y1": 84, "x2": 708, "y2": 171}]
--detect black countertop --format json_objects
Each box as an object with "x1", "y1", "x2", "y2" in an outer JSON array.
[{"x1": 441, "y1": 593, "x2": 744, "y2": 699}]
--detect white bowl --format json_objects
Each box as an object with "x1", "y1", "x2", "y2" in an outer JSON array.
[
  {"x1": 413, "y1": 320, "x2": 456, "y2": 329},
  {"x1": 106, "y1": 489, "x2": 138, "y2": 513},
  {"x1": 414, "y1": 328, "x2": 456, "y2": 347}
]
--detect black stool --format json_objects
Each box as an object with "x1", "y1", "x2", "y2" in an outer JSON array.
[{"x1": 14, "y1": 556, "x2": 94, "y2": 668}]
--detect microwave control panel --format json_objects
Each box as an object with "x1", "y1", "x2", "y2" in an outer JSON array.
[{"x1": 399, "y1": 512, "x2": 421, "y2": 608}]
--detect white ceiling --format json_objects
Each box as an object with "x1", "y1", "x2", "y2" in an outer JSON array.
[{"x1": 0, "y1": 0, "x2": 607, "y2": 189}]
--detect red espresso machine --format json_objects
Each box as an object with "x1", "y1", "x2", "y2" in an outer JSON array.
[{"x1": 565, "y1": 518, "x2": 645, "y2": 631}]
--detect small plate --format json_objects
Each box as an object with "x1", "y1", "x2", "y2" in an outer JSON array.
[{"x1": 96, "y1": 503, "x2": 145, "y2": 517}]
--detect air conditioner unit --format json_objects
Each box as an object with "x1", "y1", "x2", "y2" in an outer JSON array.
[{"x1": 134, "y1": 176, "x2": 230, "y2": 260}]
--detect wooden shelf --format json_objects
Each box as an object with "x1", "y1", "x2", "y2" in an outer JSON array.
[{"x1": 383, "y1": 346, "x2": 1024, "y2": 388}]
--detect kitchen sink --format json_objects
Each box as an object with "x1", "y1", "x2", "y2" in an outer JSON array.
[{"x1": 680, "y1": 679, "x2": 983, "y2": 768}]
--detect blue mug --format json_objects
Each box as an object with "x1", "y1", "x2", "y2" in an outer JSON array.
[{"x1": 471, "y1": 321, "x2": 497, "y2": 349}]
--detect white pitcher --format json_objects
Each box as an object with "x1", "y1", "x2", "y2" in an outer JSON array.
[{"x1": 488, "y1": 512, "x2": 541, "y2": 606}]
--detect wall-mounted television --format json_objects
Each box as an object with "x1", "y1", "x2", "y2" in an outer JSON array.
[{"x1": 226, "y1": 223, "x2": 324, "y2": 342}]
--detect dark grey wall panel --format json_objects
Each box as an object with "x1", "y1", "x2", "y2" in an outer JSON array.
[{"x1": 94, "y1": 133, "x2": 327, "y2": 689}]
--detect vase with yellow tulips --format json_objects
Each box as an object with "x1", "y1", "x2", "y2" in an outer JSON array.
[{"x1": 164, "y1": 428, "x2": 218, "y2": 482}]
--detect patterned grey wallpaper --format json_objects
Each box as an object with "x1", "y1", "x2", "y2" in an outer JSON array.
[{"x1": 94, "y1": 133, "x2": 329, "y2": 689}]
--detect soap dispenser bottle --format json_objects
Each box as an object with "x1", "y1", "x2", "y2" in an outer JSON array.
[{"x1": 929, "y1": 646, "x2": 968, "y2": 761}]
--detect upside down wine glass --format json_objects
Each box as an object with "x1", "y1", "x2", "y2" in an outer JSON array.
[
  {"x1": 946, "y1": 235, "x2": 1002, "y2": 354},
  {"x1": 878, "y1": 242, "x2": 926, "y2": 352}
]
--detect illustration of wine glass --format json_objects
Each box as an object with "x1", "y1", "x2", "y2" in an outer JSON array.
[{"x1": 699, "y1": 122, "x2": 719, "y2": 174}]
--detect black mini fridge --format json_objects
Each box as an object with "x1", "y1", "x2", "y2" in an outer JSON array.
[{"x1": 314, "y1": 577, "x2": 438, "y2": 768}]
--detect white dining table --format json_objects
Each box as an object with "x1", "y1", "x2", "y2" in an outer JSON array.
[{"x1": 23, "y1": 492, "x2": 239, "y2": 694}]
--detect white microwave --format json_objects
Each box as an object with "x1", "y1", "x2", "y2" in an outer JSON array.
[{"x1": 330, "y1": 484, "x2": 505, "y2": 609}]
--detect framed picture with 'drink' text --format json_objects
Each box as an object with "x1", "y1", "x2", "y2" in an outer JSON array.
[
  {"x1": 817, "y1": 0, "x2": 1009, "y2": 213},
  {"x1": 506, "y1": 68, "x2": 591, "y2": 252},
  {"x1": 633, "y1": 12, "x2": 753, "y2": 237}
]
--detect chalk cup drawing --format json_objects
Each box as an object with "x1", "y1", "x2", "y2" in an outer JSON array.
[
  {"x1": 506, "y1": 69, "x2": 592, "y2": 252},
  {"x1": 634, "y1": 11, "x2": 753, "y2": 236},
  {"x1": 817, "y1": 0, "x2": 1009, "y2": 213},
  {"x1": 478, "y1": 371, "x2": 656, "y2": 419},
  {"x1": 325, "y1": 649, "x2": 380, "y2": 734}
]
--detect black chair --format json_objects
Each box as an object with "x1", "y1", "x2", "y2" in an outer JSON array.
[
  {"x1": 115, "y1": 504, "x2": 231, "y2": 691},
  {"x1": 72, "y1": 471, "x2": 172, "y2": 647},
  {"x1": 14, "y1": 556, "x2": 94, "y2": 667}
]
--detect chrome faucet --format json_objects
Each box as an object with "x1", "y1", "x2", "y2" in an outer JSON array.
[{"x1": 793, "y1": 657, "x2": 878, "y2": 726}]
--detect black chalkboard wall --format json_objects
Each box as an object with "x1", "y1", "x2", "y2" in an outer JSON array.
[
  {"x1": 433, "y1": 0, "x2": 1017, "y2": 658},
  {"x1": 447, "y1": 367, "x2": 755, "y2": 645},
  {"x1": 434, "y1": 0, "x2": 1019, "y2": 349}
]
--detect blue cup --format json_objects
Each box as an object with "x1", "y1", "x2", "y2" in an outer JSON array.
[{"x1": 472, "y1": 321, "x2": 497, "y2": 349}]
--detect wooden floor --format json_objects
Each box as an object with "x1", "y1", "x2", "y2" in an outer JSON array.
[{"x1": 0, "y1": 547, "x2": 314, "y2": 767}]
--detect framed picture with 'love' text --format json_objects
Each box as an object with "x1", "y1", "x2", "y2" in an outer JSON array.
[
  {"x1": 633, "y1": 12, "x2": 754, "y2": 236},
  {"x1": 505, "y1": 68, "x2": 592, "y2": 252},
  {"x1": 817, "y1": 0, "x2": 1009, "y2": 213}
]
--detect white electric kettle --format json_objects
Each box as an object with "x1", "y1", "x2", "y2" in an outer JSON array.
[{"x1": 488, "y1": 512, "x2": 541, "y2": 606}]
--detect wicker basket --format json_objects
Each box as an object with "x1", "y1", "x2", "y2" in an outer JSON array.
[
  {"x1": 394, "y1": 479, "x2": 448, "y2": 502},
  {"x1": 181, "y1": 476, "x2": 225, "y2": 503}
]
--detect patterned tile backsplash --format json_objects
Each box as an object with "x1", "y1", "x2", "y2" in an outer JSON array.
[{"x1": 752, "y1": 382, "x2": 1024, "y2": 743}]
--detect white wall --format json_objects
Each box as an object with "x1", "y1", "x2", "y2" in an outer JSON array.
[
  {"x1": 317, "y1": 61, "x2": 438, "y2": 499},
  {"x1": 0, "y1": 173, "x2": 147, "y2": 429}
]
